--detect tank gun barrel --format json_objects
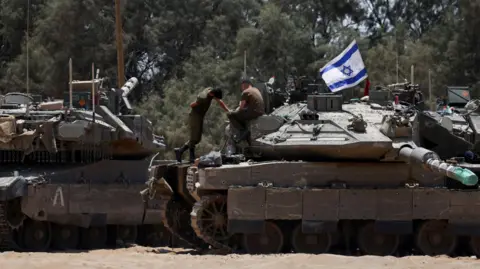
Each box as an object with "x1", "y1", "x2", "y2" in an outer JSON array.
[
  {"x1": 121, "y1": 77, "x2": 138, "y2": 98},
  {"x1": 387, "y1": 82, "x2": 409, "y2": 88},
  {"x1": 398, "y1": 146, "x2": 478, "y2": 186},
  {"x1": 119, "y1": 77, "x2": 138, "y2": 114}
]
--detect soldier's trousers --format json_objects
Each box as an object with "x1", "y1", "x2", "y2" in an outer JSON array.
[
  {"x1": 227, "y1": 109, "x2": 262, "y2": 132},
  {"x1": 184, "y1": 112, "x2": 204, "y2": 148}
]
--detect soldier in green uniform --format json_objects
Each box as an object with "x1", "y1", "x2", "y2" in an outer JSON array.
[
  {"x1": 227, "y1": 78, "x2": 265, "y2": 141},
  {"x1": 174, "y1": 87, "x2": 229, "y2": 163}
]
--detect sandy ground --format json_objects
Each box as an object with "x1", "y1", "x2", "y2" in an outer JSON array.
[{"x1": 1, "y1": 247, "x2": 480, "y2": 269}]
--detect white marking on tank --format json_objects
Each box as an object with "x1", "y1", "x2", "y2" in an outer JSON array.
[{"x1": 53, "y1": 186, "x2": 65, "y2": 207}]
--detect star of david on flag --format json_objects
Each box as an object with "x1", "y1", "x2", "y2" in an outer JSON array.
[{"x1": 319, "y1": 40, "x2": 368, "y2": 92}]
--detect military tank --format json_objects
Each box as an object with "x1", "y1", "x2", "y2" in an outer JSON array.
[
  {"x1": 143, "y1": 79, "x2": 480, "y2": 257},
  {"x1": 413, "y1": 86, "x2": 476, "y2": 160},
  {"x1": 412, "y1": 85, "x2": 480, "y2": 185},
  {"x1": 0, "y1": 77, "x2": 171, "y2": 252}
]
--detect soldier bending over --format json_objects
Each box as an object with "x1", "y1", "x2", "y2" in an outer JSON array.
[
  {"x1": 175, "y1": 87, "x2": 229, "y2": 163},
  {"x1": 227, "y1": 78, "x2": 265, "y2": 143}
]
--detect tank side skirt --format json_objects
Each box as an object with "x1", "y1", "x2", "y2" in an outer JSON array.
[
  {"x1": 227, "y1": 187, "x2": 266, "y2": 234},
  {"x1": 21, "y1": 184, "x2": 155, "y2": 226},
  {"x1": 227, "y1": 187, "x2": 480, "y2": 236}
]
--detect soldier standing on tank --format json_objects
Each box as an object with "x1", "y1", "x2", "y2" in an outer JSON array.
[
  {"x1": 174, "y1": 87, "x2": 229, "y2": 163},
  {"x1": 227, "y1": 78, "x2": 265, "y2": 143}
]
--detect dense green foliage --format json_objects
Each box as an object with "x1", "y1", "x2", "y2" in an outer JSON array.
[{"x1": 1, "y1": 0, "x2": 479, "y2": 157}]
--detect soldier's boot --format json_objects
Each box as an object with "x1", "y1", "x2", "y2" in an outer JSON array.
[
  {"x1": 174, "y1": 145, "x2": 189, "y2": 163},
  {"x1": 189, "y1": 147, "x2": 196, "y2": 164}
]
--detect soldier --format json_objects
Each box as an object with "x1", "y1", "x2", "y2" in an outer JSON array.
[
  {"x1": 174, "y1": 87, "x2": 229, "y2": 163},
  {"x1": 227, "y1": 78, "x2": 265, "y2": 143}
]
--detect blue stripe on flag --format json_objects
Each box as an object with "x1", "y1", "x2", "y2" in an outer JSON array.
[
  {"x1": 320, "y1": 44, "x2": 359, "y2": 76},
  {"x1": 328, "y1": 69, "x2": 367, "y2": 91}
]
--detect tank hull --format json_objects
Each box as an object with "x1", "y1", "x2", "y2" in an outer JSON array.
[
  {"x1": 0, "y1": 159, "x2": 174, "y2": 252},
  {"x1": 185, "y1": 161, "x2": 480, "y2": 256}
]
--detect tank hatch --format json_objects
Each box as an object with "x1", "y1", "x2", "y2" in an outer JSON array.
[{"x1": 307, "y1": 94, "x2": 343, "y2": 112}]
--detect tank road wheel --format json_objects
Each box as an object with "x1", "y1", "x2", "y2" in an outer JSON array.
[
  {"x1": 357, "y1": 222, "x2": 400, "y2": 256},
  {"x1": 291, "y1": 223, "x2": 332, "y2": 254},
  {"x1": 52, "y1": 225, "x2": 79, "y2": 250},
  {"x1": 163, "y1": 198, "x2": 206, "y2": 248},
  {"x1": 5, "y1": 199, "x2": 25, "y2": 229},
  {"x1": 22, "y1": 219, "x2": 51, "y2": 251},
  {"x1": 0, "y1": 202, "x2": 16, "y2": 251},
  {"x1": 243, "y1": 221, "x2": 284, "y2": 254},
  {"x1": 193, "y1": 195, "x2": 231, "y2": 246},
  {"x1": 416, "y1": 220, "x2": 457, "y2": 256},
  {"x1": 80, "y1": 226, "x2": 107, "y2": 249},
  {"x1": 469, "y1": 237, "x2": 480, "y2": 257},
  {"x1": 117, "y1": 225, "x2": 138, "y2": 244}
]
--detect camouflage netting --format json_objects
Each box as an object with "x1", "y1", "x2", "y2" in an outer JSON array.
[
  {"x1": 0, "y1": 115, "x2": 37, "y2": 153},
  {"x1": 0, "y1": 115, "x2": 16, "y2": 143}
]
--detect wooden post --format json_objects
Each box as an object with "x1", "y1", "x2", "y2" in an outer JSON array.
[
  {"x1": 69, "y1": 58, "x2": 73, "y2": 109},
  {"x1": 26, "y1": 0, "x2": 30, "y2": 94},
  {"x1": 114, "y1": 0, "x2": 125, "y2": 88}
]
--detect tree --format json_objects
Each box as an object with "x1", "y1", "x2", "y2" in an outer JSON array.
[
  {"x1": 1, "y1": 0, "x2": 117, "y2": 95},
  {"x1": 0, "y1": 0, "x2": 45, "y2": 88},
  {"x1": 441, "y1": 0, "x2": 480, "y2": 88}
]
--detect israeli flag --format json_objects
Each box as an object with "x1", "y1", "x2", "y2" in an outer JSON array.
[{"x1": 319, "y1": 40, "x2": 368, "y2": 92}]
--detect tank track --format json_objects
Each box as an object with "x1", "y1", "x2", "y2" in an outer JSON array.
[
  {"x1": 190, "y1": 195, "x2": 233, "y2": 253},
  {"x1": 1, "y1": 197, "x2": 168, "y2": 252},
  {"x1": 160, "y1": 196, "x2": 207, "y2": 250},
  {"x1": 0, "y1": 202, "x2": 16, "y2": 251}
]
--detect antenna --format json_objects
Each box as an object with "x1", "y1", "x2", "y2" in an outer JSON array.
[
  {"x1": 69, "y1": 58, "x2": 73, "y2": 109},
  {"x1": 396, "y1": 42, "x2": 399, "y2": 84},
  {"x1": 26, "y1": 0, "x2": 30, "y2": 94},
  {"x1": 395, "y1": 21, "x2": 399, "y2": 84},
  {"x1": 91, "y1": 62, "x2": 96, "y2": 161},
  {"x1": 410, "y1": 65, "x2": 414, "y2": 85},
  {"x1": 243, "y1": 50, "x2": 247, "y2": 77},
  {"x1": 429, "y1": 69, "x2": 435, "y2": 111},
  {"x1": 91, "y1": 62, "x2": 96, "y2": 123}
]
